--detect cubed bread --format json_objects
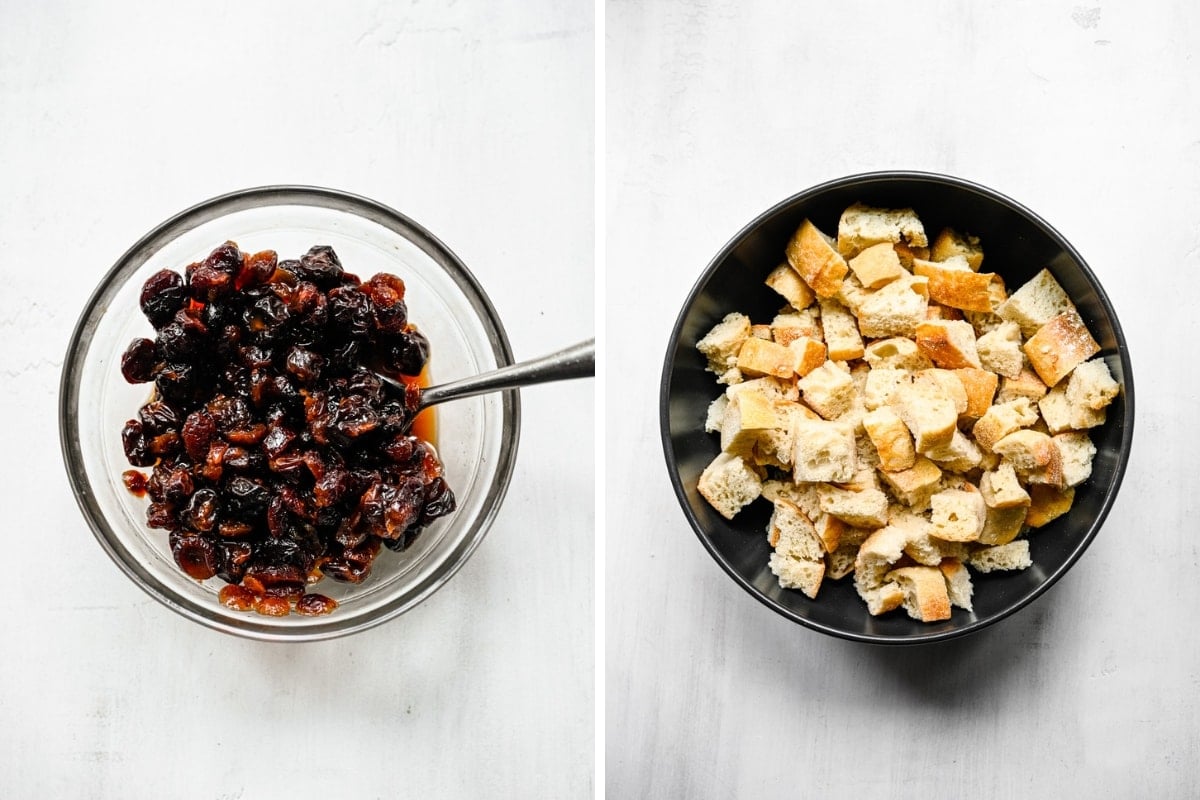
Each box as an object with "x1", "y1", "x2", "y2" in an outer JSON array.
[
  {"x1": 727, "y1": 375, "x2": 800, "y2": 403},
  {"x1": 996, "y1": 268, "x2": 1076, "y2": 336},
  {"x1": 826, "y1": 543, "x2": 860, "y2": 580},
  {"x1": 863, "y1": 337, "x2": 932, "y2": 371},
  {"x1": 978, "y1": 503, "x2": 1028, "y2": 546},
  {"x1": 704, "y1": 394, "x2": 729, "y2": 434},
  {"x1": 854, "y1": 524, "x2": 911, "y2": 593},
  {"x1": 750, "y1": 324, "x2": 772, "y2": 340},
  {"x1": 719, "y1": 389, "x2": 782, "y2": 457},
  {"x1": 939, "y1": 558, "x2": 975, "y2": 611},
  {"x1": 993, "y1": 429, "x2": 1063, "y2": 487},
  {"x1": 878, "y1": 456, "x2": 943, "y2": 509},
  {"x1": 818, "y1": 485, "x2": 890, "y2": 529},
  {"x1": 736, "y1": 337, "x2": 800, "y2": 379},
  {"x1": 1026, "y1": 485, "x2": 1075, "y2": 528},
  {"x1": 930, "y1": 228, "x2": 984, "y2": 271},
  {"x1": 836, "y1": 202, "x2": 928, "y2": 259},
  {"x1": 972, "y1": 397, "x2": 1039, "y2": 450},
  {"x1": 863, "y1": 581, "x2": 906, "y2": 616},
  {"x1": 814, "y1": 512, "x2": 847, "y2": 553},
  {"x1": 979, "y1": 463, "x2": 1030, "y2": 509},
  {"x1": 954, "y1": 367, "x2": 999, "y2": 421},
  {"x1": 765, "y1": 262, "x2": 816, "y2": 311},
  {"x1": 771, "y1": 312, "x2": 819, "y2": 346},
  {"x1": 968, "y1": 540, "x2": 1032, "y2": 573},
  {"x1": 1038, "y1": 385, "x2": 1104, "y2": 433},
  {"x1": 786, "y1": 219, "x2": 849, "y2": 298},
  {"x1": 929, "y1": 488, "x2": 986, "y2": 542},
  {"x1": 862, "y1": 407, "x2": 916, "y2": 471},
  {"x1": 768, "y1": 499, "x2": 824, "y2": 561},
  {"x1": 863, "y1": 367, "x2": 911, "y2": 411},
  {"x1": 697, "y1": 452, "x2": 763, "y2": 520},
  {"x1": 976, "y1": 320, "x2": 1025, "y2": 379},
  {"x1": 924, "y1": 303, "x2": 964, "y2": 321},
  {"x1": 893, "y1": 242, "x2": 931, "y2": 269},
  {"x1": 798, "y1": 360, "x2": 856, "y2": 420},
  {"x1": 997, "y1": 367, "x2": 1048, "y2": 404},
  {"x1": 847, "y1": 242, "x2": 905, "y2": 288},
  {"x1": 788, "y1": 337, "x2": 828, "y2": 378},
  {"x1": 885, "y1": 565, "x2": 952, "y2": 622},
  {"x1": 761, "y1": 480, "x2": 823, "y2": 520},
  {"x1": 913, "y1": 368, "x2": 968, "y2": 416},
  {"x1": 817, "y1": 298, "x2": 864, "y2": 361},
  {"x1": 915, "y1": 319, "x2": 982, "y2": 369},
  {"x1": 768, "y1": 553, "x2": 826, "y2": 598},
  {"x1": 912, "y1": 257, "x2": 996, "y2": 312},
  {"x1": 890, "y1": 379, "x2": 958, "y2": 452},
  {"x1": 1054, "y1": 432, "x2": 1097, "y2": 488},
  {"x1": 923, "y1": 430, "x2": 983, "y2": 472},
  {"x1": 836, "y1": 273, "x2": 870, "y2": 314},
  {"x1": 857, "y1": 273, "x2": 930, "y2": 338},
  {"x1": 696, "y1": 312, "x2": 751, "y2": 374},
  {"x1": 1066, "y1": 358, "x2": 1119, "y2": 411},
  {"x1": 1023, "y1": 311, "x2": 1100, "y2": 387},
  {"x1": 791, "y1": 417, "x2": 857, "y2": 483},
  {"x1": 963, "y1": 277, "x2": 1010, "y2": 335}
]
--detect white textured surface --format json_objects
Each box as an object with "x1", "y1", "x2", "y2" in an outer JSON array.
[
  {"x1": 607, "y1": 1, "x2": 1194, "y2": 797},
  {"x1": 0, "y1": 2, "x2": 592, "y2": 797}
]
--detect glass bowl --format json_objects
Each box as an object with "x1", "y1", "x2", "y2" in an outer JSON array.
[
  {"x1": 60, "y1": 186, "x2": 519, "y2": 641},
  {"x1": 661, "y1": 171, "x2": 1134, "y2": 644}
]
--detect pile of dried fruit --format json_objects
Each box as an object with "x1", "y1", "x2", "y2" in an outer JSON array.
[{"x1": 119, "y1": 242, "x2": 455, "y2": 616}]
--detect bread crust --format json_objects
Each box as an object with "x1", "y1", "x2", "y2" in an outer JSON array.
[
  {"x1": 1023, "y1": 311, "x2": 1100, "y2": 387},
  {"x1": 787, "y1": 219, "x2": 848, "y2": 298}
]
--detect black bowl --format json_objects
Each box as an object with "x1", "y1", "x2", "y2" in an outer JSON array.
[{"x1": 660, "y1": 171, "x2": 1134, "y2": 644}]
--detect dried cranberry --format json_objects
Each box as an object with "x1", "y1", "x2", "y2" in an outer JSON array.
[
  {"x1": 122, "y1": 470, "x2": 148, "y2": 496},
  {"x1": 238, "y1": 250, "x2": 278, "y2": 289},
  {"x1": 121, "y1": 419, "x2": 155, "y2": 466},
  {"x1": 120, "y1": 338, "x2": 159, "y2": 383},
  {"x1": 140, "y1": 269, "x2": 187, "y2": 328},
  {"x1": 219, "y1": 583, "x2": 256, "y2": 611}
]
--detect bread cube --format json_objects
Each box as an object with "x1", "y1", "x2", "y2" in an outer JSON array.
[
  {"x1": 1066, "y1": 358, "x2": 1119, "y2": 411},
  {"x1": 786, "y1": 219, "x2": 849, "y2": 298},
  {"x1": 697, "y1": 452, "x2": 762, "y2": 520},
  {"x1": 993, "y1": 429, "x2": 1063, "y2": 487},
  {"x1": 930, "y1": 228, "x2": 984, "y2": 271},
  {"x1": 976, "y1": 320, "x2": 1024, "y2": 379},
  {"x1": 862, "y1": 407, "x2": 916, "y2": 471},
  {"x1": 885, "y1": 565, "x2": 952, "y2": 622},
  {"x1": 771, "y1": 310, "x2": 821, "y2": 346},
  {"x1": 1025, "y1": 485, "x2": 1075, "y2": 528},
  {"x1": 857, "y1": 273, "x2": 930, "y2": 338},
  {"x1": 765, "y1": 262, "x2": 816, "y2": 311},
  {"x1": 968, "y1": 540, "x2": 1032, "y2": 573},
  {"x1": 836, "y1": 202, "x2": 928, "y2": 259},
  {"x1": 736, "y1": 337, "x2": 799, "y2": 379},
  {"x1": 1024, "y1": 310, "x2": 1100, "y2": 387},
  {"x1": 791, "y1": 417, "x2": 856, "y2": 483},
  {"x1": 768, "y1": 553, "x2": 826, "y2": 598},
  {"x1": 954, "y1": 367, "x2": 999, "y2": 421},
  {"x1": 1055, "y1": 431, "x2": 1097, "y2": 488},
  {"x1": 817, "y1": 485, "x2": 889, "y2": 529},
  {"x1": 817, "y1": 298, "x2": 864, "y2": 361},
  {"x1": 890, "y1": 379, "x2": 957, "y2": 452},
  {"x1": 915, "y1": 319, "x2": 982, "y2": 369},
  {"x1": 997, "y1": 367, "x2": 1048, "y2": 404},
  {"x1": 929, "y1": 488, "x2": 986, "y2": 542},
  {"x1": 767, "y1": 499, "x2": 824, "y2": 561},
  {"x1": 798, "y1": 360, "x2": 856, "y2": 420},
  {"x1": 939, "y1": 558, "x2": 975, "y2": 611},
  {"x1": 863, "y1": 337, "x2": 932, "y2": 371},
  {"x1": 924, "y1": 430, "x2": 984, "y2": 472},
  {"x1": 878, "y1": 456, "x2": 943, "y2": 509},
  {"x1": 979, "y1": 463, "x2": 1030, "y2": 509},
  {"x1": 848, "y1": 242, "x2": 905, "y2": 288},
  {"x1": 996, "y1": 268, "x2": 1076, "y2": 336},
  {"x1": 913, "y1": 257, "x2": 996, "y2": 312},
  {"x1": 696, "y1": 312, "x2": 751, "y2": 374},
  {"x1": 973, "y1": 397, "x2": 1039, "y2": 450}
]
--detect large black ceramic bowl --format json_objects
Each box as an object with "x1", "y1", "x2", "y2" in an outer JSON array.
[{"x1": 660, "y1": 171, "x2": 1134, "y2": 644}]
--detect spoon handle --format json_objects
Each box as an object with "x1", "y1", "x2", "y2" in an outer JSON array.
[{"x1": 417, "y1": 338, "x2": 595, "y2": 410}]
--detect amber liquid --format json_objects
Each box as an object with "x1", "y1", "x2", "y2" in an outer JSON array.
[{"x1": 403, "y1": 362, "x2": 437, "y2": 445}]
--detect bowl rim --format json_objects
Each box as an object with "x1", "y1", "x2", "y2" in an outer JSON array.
[
  {"x1": 659, "y1": 169, "x2": 1135, "y2": 645},
  {"x1": 59, "y1": 184, "x2": 520, "y2": 641}
]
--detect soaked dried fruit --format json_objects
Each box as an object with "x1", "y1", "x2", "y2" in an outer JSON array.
[{"x1": 118, "y1": 243, "x2": 454, "y2": 616}]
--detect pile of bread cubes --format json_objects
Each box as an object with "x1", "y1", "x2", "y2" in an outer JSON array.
[{"x1": 695, "y1": 202, "x2": 1120, "y2": 623}]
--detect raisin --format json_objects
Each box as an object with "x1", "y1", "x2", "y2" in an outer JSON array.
[
  {"x1": 184, "y1": 488, "x2": 220, "y2": 532},
  {"x1": 121, "y1": 419, "x2": 155, "y2": 466},
  {"x1": 238, "y1": 250, "x2": 278, "y2": 289},
  {"x1": 218, "y1": 583, "x2": 256, "y2": 611},
  {"x1": 181, "y1": 410, "x2": 217, "y2": 461},
  {"x1": 295, "y1": 245, "x2": 344, "y2": 287},
  {"x1": 253, "y1": 595, "x2": 292, "y2": 616},
  {"x1": 285, "y1": 346, "x2": 324, "y2": 384},
  {"x1": 122, "y1": 470, "x2": 148, "y2": 496}
]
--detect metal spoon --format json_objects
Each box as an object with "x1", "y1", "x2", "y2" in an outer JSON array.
[{"x1": 379, "y1": 338, "x2": 595, "y2": 412}]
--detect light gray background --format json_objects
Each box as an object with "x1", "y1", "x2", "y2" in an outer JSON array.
[
  {"x1": 607, "y1": 1, "x2": 1195, "y2": 797},
  {"x1": 1, "y1": 2, "x2": 593, "y2": 797}
]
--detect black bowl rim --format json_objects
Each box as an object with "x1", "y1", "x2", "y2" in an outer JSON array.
[
  {"x1": 58, "y1": 184, "x2": 520, "y2": 641},
  {"x1": 659, "y1": 169, "x2": 1135, "y2": 645}
]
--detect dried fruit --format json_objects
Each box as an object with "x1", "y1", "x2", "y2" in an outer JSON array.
[{"x1": 118, "y1": 242, "x2": 454, "y2": 616}]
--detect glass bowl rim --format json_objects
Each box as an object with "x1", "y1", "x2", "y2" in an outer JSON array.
[{"x1": 59, "y1": 184, "x2": 520, "y2": 641}]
